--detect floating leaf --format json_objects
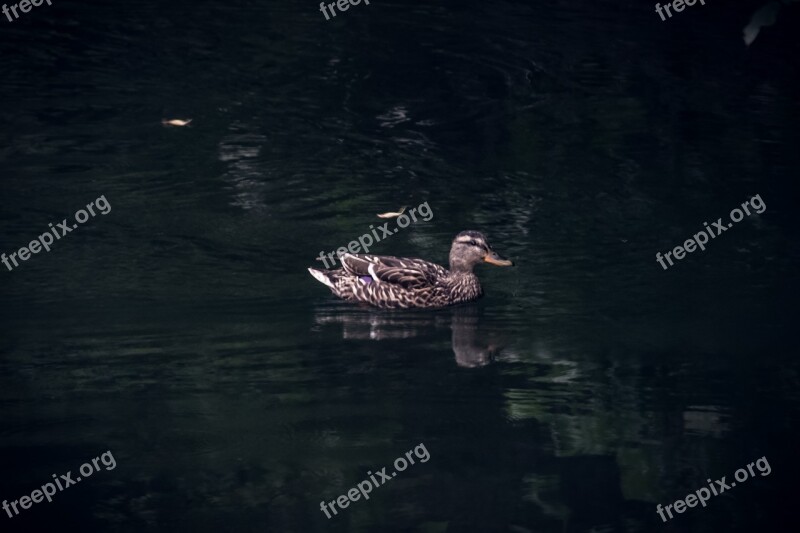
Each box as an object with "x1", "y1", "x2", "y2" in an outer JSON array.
[
  {"x1": 162, "y1": 119, "x2": 193, "y2": 127},
  {"x1": 743, "y1": 1, "x2": 781, "y2": 46},
  {"x1": 377, "y1": 206, "x2": 408, "y2": 218}
]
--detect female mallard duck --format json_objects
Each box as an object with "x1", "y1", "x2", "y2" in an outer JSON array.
[{"x1": 308, "y1": 230, "x2": 513, "y2": 309}]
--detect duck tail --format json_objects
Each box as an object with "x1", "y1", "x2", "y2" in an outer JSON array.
[{"x1": 307, "y1": 267, "x2": 336, "y2": 289}]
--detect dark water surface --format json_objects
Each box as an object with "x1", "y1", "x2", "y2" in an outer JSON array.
[{"x1": 2, "y1": 1, "x2": 799, "y2": 532}]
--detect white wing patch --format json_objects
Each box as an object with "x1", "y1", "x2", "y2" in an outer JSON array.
[{"x1": 368, "y1": 264, "x2": 380, "y2": 283}]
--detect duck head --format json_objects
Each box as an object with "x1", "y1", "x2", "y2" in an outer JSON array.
[{"x1": 449, "y1": 230, "x2": 514, "y2": 272}]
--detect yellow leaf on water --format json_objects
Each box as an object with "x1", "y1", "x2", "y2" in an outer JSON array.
[
  {"x1": 162, "y1": 119, "x2": 193, "y2": 127},
  {"x1": 377, "y1": 206, "x2": 408, "y2": 218}
]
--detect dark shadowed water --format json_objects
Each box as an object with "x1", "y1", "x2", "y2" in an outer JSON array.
[{"x1": 1, "y1": 0, "x2": 799, "y2": 531}]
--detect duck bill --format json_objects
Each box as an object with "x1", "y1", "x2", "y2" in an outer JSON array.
[{"x1": 484, "y1": 252, "x2": 514, "y2": 266}]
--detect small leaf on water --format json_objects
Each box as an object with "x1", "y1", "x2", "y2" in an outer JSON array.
[
  {"x1": 162, "y1": 119, "x2": 193, "y2": 127},
  {"x1": 377, "y1": 206, "x2": 408, "y2": 218}
]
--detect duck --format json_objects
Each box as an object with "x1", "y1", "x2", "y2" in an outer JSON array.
[{"x1": 307, "y1": 230, "x2": 513, "y2": 309}]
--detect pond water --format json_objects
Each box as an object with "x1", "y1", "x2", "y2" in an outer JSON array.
[{"x1": 1, "y1": 0, "x2": 798, "y2": 532}]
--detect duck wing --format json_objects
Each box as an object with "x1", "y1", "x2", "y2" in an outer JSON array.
[{"x1": 340, "y1": 253, "x2": 447, "y2": 290}]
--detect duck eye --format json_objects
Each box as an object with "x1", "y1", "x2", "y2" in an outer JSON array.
[{"x1": 469, "y1": 240, "x2": 477, "y2": 246}]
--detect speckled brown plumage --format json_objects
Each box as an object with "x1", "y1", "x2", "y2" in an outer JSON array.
[{"x1": 308, "y1": 231, "x2": 513, "y2": 309}]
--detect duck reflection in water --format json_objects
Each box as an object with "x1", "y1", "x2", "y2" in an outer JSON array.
[{"x1": 312, "y1": 304, "x2": 514, "y2": 368}]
